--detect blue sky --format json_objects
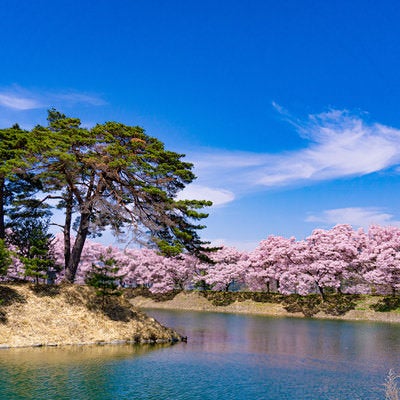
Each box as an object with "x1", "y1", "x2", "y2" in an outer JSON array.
[{"x1": 2, "y1": 0, "x2": 400, "y2": 250}]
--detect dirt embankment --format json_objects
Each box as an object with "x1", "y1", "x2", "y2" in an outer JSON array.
[
  {"x1": 0, "y1": 284, "x2": 182, "y2": 348},
  {"x1": 129, "y1": 291, "x2": 400, "y2": 323}
]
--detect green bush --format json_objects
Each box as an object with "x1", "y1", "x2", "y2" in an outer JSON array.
[{"x1": 371, "y1": 296, "x2": 400, "y2": 312}]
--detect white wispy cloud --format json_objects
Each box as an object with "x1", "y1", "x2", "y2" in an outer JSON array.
[
  {"x1": 52, "y1": 92, "x2": 106, "y2": 106},
  {"x1": 187, "y1": 109, "x2": 400, "y2": 195},
  {"x1": 306, "y1": 207, "x2": 400, "y2": 228},
  {"x1": 0, "y1": 92, "x2": 42, "y2": 110},
  {"x1": 187, "y1": 150, "x2": 268, "y2": 193},
  {"x1": 257, "y1": 109, "x2": 400, "y2": 186},
  {"x1": 0, "y1": 86, "x2": 106, "y2": 111},
  {"x1": 176, "y1": 184, "x2": 235, "y2": 206}
]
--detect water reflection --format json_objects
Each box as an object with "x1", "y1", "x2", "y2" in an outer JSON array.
[
  {"x1": 141, "y1": 310, "x2": 400, "y2": 399},
  {"x1": 0, "y1": 311, "x2": 398, "y2": 399},
  {"x1": 147, "y1": 309, "x2": 400, "y2": 372},
  {"x1": 0, "y1": 344, "x2": 163, "y2": 366},
  {"x1": 0, "y1": 344, "x2": 169, "y2": 400}
]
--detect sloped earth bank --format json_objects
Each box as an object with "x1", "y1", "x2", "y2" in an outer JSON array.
[
  {"x1": 0, "y1": 284, "x2": 182, "y2": 348},
  {"x1": 128, "y1": 290, "x2": 400, "y2": 323}
]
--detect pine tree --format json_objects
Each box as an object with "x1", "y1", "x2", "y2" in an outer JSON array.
[
  {"x1": 6, "y1": 187, "x2": 58, "y2": 284},
  {"x1": 85, "y1": 251, "x2": 124, "y2": 309},
  {"x1": 31, "y1": 110, "x2": 211, "y2": 282},
  {"x1": 0, "y1": 124, "x2": 29, "y2": 239}
]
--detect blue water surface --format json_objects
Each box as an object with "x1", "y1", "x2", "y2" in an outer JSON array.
[{"x1": 0, "y1": 310, "x2": 399, "y2": 399}]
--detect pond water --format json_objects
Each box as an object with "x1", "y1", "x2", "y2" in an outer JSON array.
[{"x1": 0, "y1": 310, "x2": 399, "y2": 399}]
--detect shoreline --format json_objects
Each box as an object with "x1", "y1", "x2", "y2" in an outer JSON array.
[
  {"x1": 2, "y1": 285, "x2": 400, "y2": 349},
  {"x1": 0, "y1": 339, "x2": 179, "y2": 350},
  {"x1": 130, "y1": 291, "x2": 400, "y2": 324}
]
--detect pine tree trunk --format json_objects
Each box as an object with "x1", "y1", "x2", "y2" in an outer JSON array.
[
  {"x1": 63, "y1": 189, "x2": 73, "y2": 269},
  {"x1": 64, "y1": 212, "x2": 90, "y2": 283}
]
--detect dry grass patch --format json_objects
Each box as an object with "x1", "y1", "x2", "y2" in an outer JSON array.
[{"x1": 0, "y1": 283, "x2": 181, "y2": 348}]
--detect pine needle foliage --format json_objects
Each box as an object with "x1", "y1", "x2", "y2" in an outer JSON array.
[
  {"x1": 30, "y1": 109, "x2": 211, "y2": 282},
  {"x1": 85, "y1": 251, "x2": 124, "y2": 309}
]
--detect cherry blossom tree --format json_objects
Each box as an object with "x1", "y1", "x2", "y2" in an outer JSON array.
[
  {"x1": 362, "y1": 225, "x2": 400, "y2": 295},
  {"x1": 200, "y1": 246, "x2": 249, "y2": 291},
  {"x1": 247, "y1": 236, "x2": 296, "y2": 292},
  {"x1": 161, "y1": 253, "x2": 199, "y2": 291},
  {"x1": 125, "y1": 248, "x2": 164, "y2": 290},
  {"x1": 8, "y1": 222, "x2": 400, "y2": 299},
  {"x1": 278, "y1": 239, "x2": 310, "y2": 295},
  {"x1": 52, "y1": 234, "x2": 129, "y2": 284},
  {"x1": 304, "y1": 225, "x2": 362, "y2": 297},
  {"x1": 278, "y1": 225, "x2": 363, "y2": 298}
]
